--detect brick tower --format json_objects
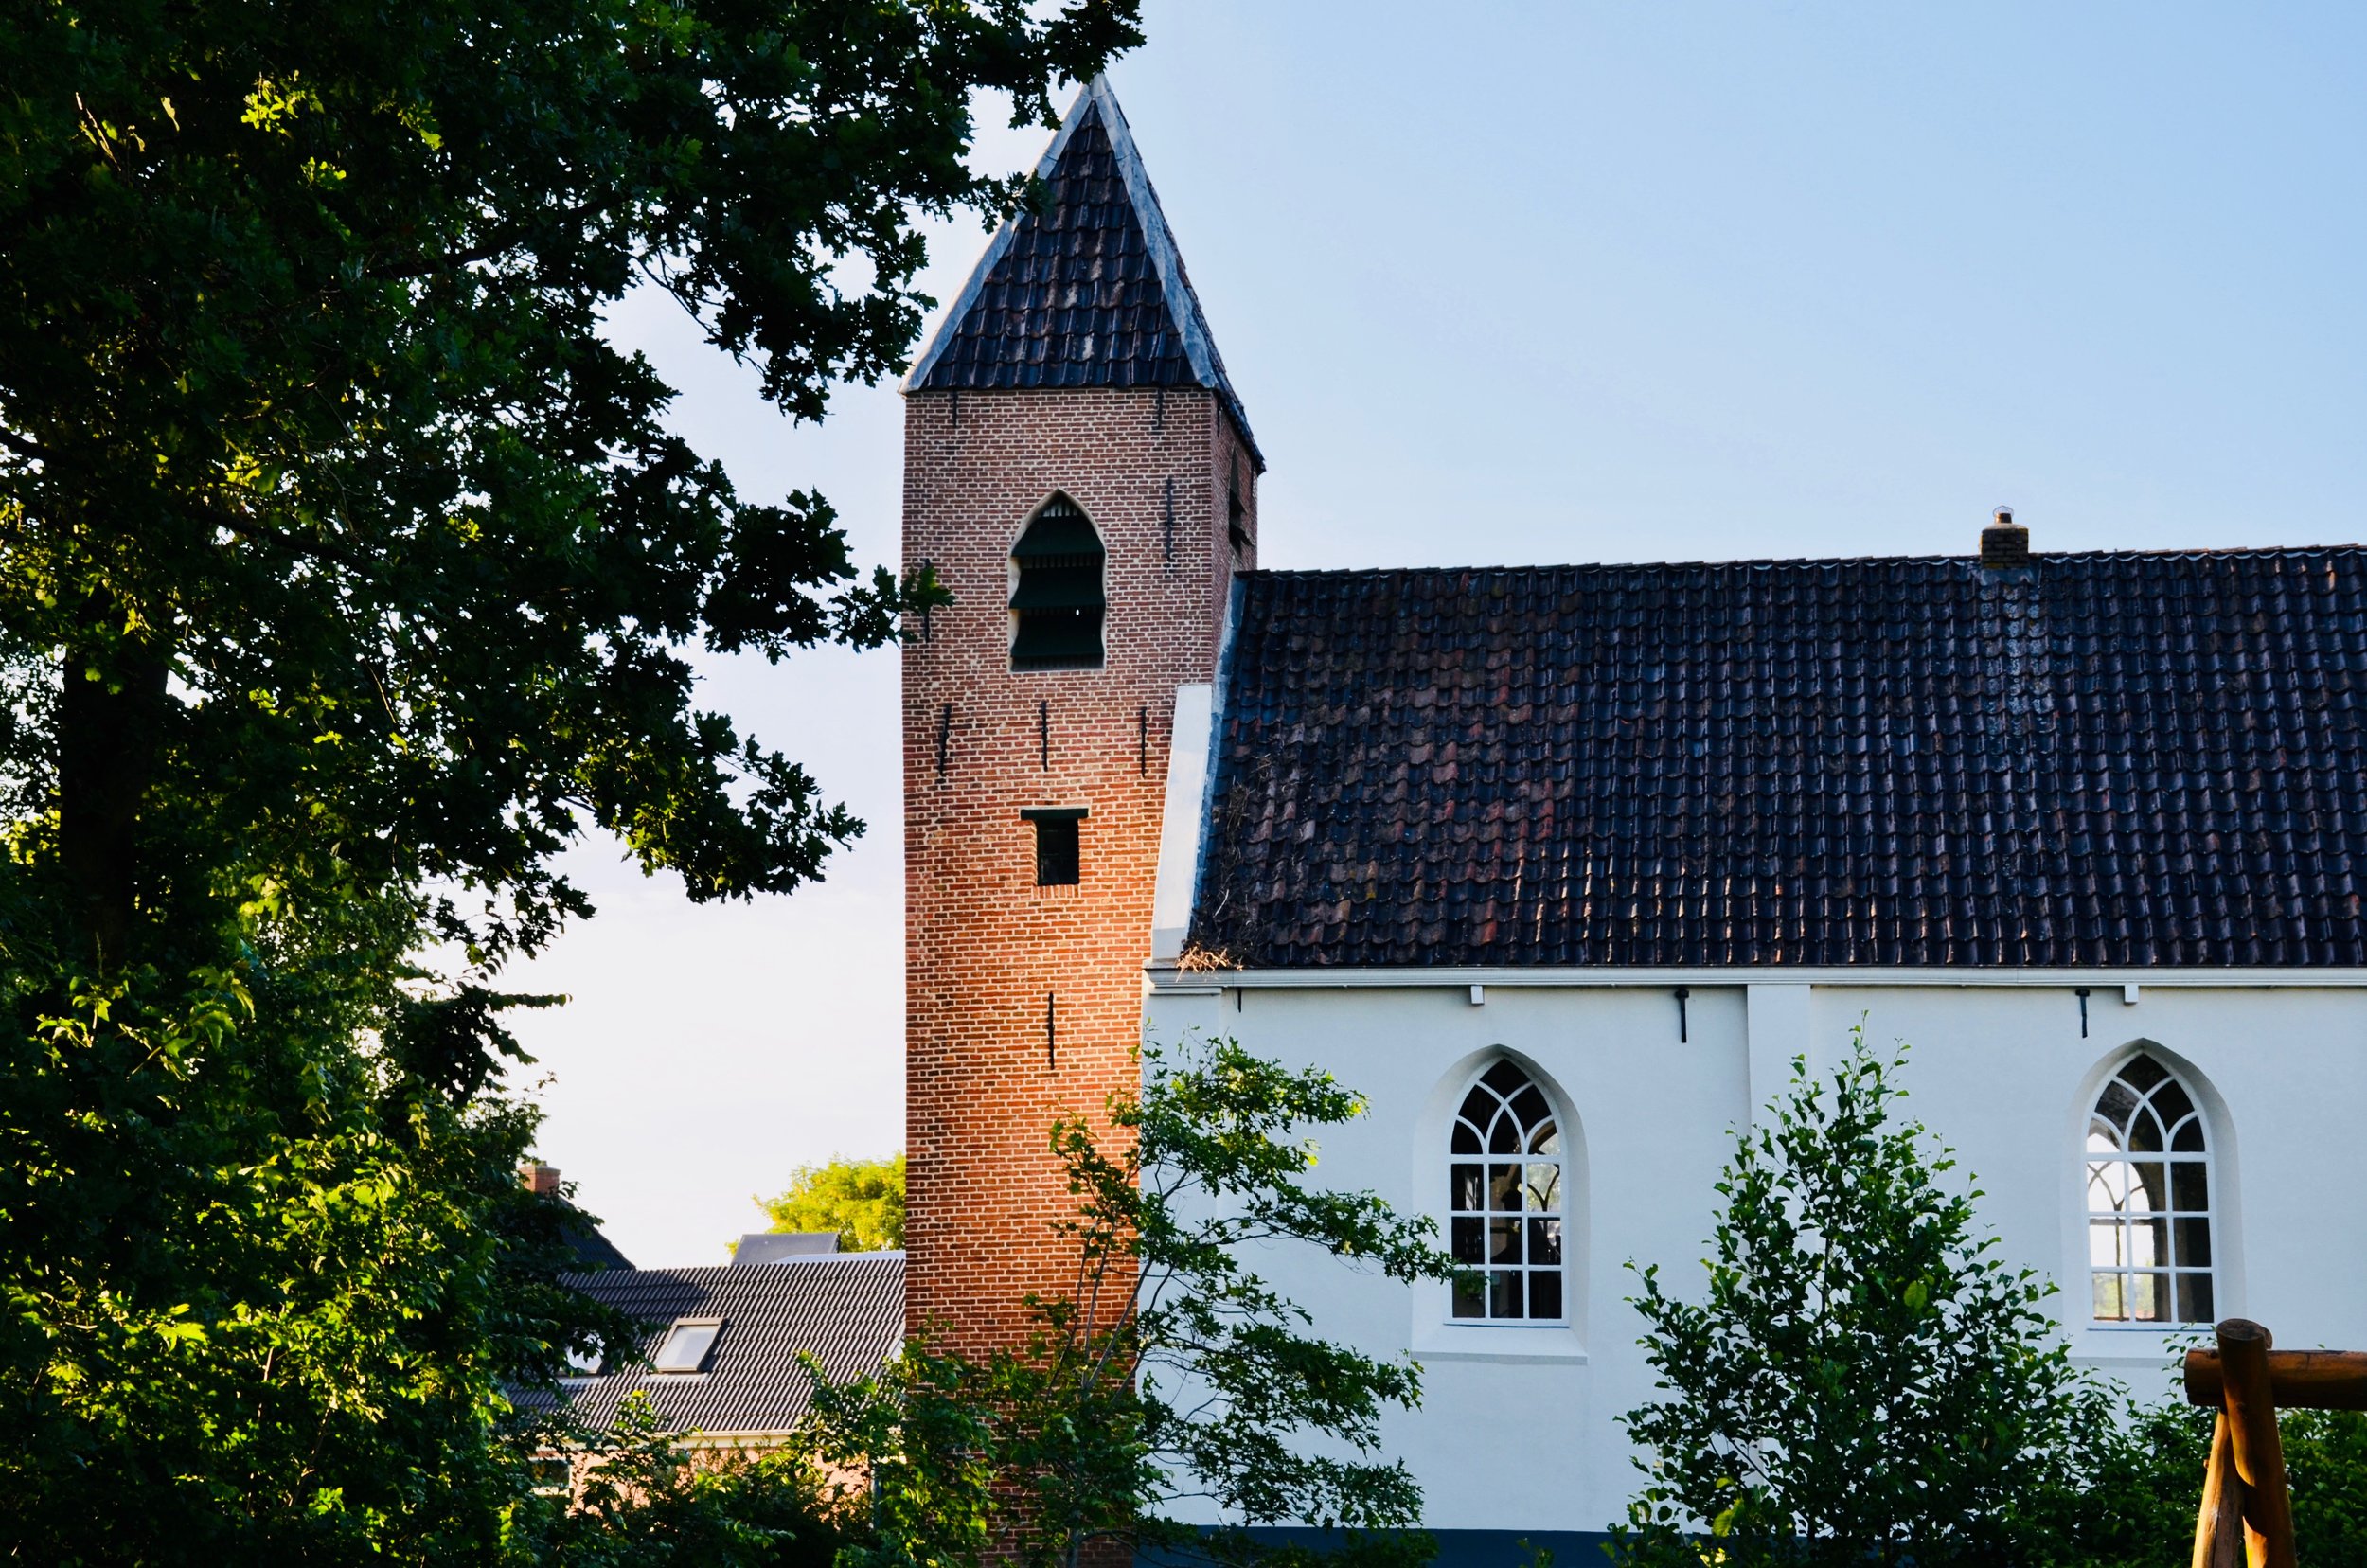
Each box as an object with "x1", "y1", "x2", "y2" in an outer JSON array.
[{"x1": 899, "y1": 77, "x2": 1262, "y2": 1353}]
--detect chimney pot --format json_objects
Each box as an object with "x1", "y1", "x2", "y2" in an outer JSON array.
[
  {"x1": 520, "y1": 1162, "x2": 561, "y2": 1195},
  {"x1": 1980, "y1": 505, "x2": 2029, "y2": 568}
]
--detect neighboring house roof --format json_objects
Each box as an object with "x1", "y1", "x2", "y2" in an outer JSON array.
[
  {"x1": 1190, "y1": 548, "x2": 2367, "y2": 970},
  {"x1": 554, "y1": 1254, "x2": 903, "y2": 1439},
  {"x1": 903, "y1": 77, "x2": 1262, "y2": 470},
  {"x1": 561, "y1": 1210, "x2": 634, "y2": 1273}
]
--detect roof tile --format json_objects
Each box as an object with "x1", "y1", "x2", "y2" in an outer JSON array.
[{"x1": 1191, "y1": 550, "x2": 2367, "y2": 969}]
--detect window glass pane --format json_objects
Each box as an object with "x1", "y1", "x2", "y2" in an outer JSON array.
[
  {"x1": 2130, "y1": 1273, "x2": 2169, "y2": 1322},
  {"x1": 2128, "y1": 1108, "x2": 2164, "y2": 1154},
  {"x1": 1452, "y1": 1277, "x2": 1486, "y2": 1318},
  {"x1": 2172, "y1": 1163, "x2": 2210, "y2": 1213},
  {"x1": 2129, "y1": 1216, "x2": 2167, "y2": 1268},
  {"x1": 2176, "y1": 1273, "x2": 2216, "y2": 1324},
  {"x1": 1527, "y1": 1218, "x2": 1563, "y2": 1267},
  {"x1": 1488, "y1": 1218, "x2": 1522, "y2": 1265},
  {"x1": 1490, "y1": 1271, "x2": 1524, "y2": 1319},
  {"x1": 2089, "y1": 1220, "x2": 2124, "y2": 1268},
  {"x1": 1528, "y1": 1271, "x2": 1564, "y2": 1321},
  {"x1": 2128, "y1": 1162, "x2": 2167, "y2": 1212},
  {"x1": 2087, "y1": 1162, "x2": 2127, "y2": 1213},
  {"x1": 1450, "y1": 1217, "x2": 1484, "y2": 1264},
  {"x1": 1482, "y1": 1061, "x2": 1528, "y2": 1096},
  {"x1": 2095, "y1": 1081, "x2": 2140, "y2": 1131},
  {"x1": 1487, "y1": 1164, "x2": 1521, "y2": 1212},
  {"x1": 2151, "y1": 1081, "x2": 2195, "y2": 1127},
  {"x1": 2172, "y1": 1118, "x2": 2205, "y2": 1153},
  {"x1": 654, "y1": 1322, "x2": 721, "y2": 1372},
  {"x1": 2174, "y1": 1217, "x2": 2214, "y2": 1268},
  {"x1": 1510, "y1": 1086, "x2": 1550, "y2": 1129},
  {"x1": 2087, "y1": 1121, "x2": 2124, "y2": 1154},
  {"x1": 2093, "y1": 1273, "x2": 2127, "y2": 1321},
  {"x1": 1450, "y1": 1163, "x2": 1484, "y2": 1211},
  {"x1": 1451, "y1": 1121, "x2": 1481, "y2": 1155},
  {"x1": 1458, "y1": 1088, "x2": 1496, "y2": 1125},
  {"x1": 1529, "y1": 1121, "x2": 1562, "y2": 1156},
  {"x1": 2121, "y1": 1055, "x2": 2168, "y2": 1092},
  {"x1": 1524, "y1": 1162, "x2": 1561, "y2": 1212},
  {"x1": 1034, "y1": 817, "x2": 1080, "y2": 886},
  {"x1": 1487, "y1": 1110, "x2": 1521, "y2": 1153}
]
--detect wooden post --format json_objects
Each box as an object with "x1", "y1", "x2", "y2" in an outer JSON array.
[
  {"x1": 2191, "y1": 1415, "x2": 2245, "y2": 1568},
  {"x1": 2216, "y1": 1320, "x2": 2297, "y2": 1568}
]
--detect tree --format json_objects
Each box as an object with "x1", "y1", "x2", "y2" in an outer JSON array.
[
  {"x1": 1611, "y1": 1030, "x2": 2117, "y2": 1568},
  {"x1": 0, "y1": 1, "x2": 1141, "y2": 1558},
  {"x1": 756, "y1": 1153, "x2": 907, "y2": 1252},
  {"x1": 800, "y1": 1040, "x2": 1461, "y2": 1568}
]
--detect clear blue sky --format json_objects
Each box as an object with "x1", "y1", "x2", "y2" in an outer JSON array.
[{"x1": 509, "y1": 2, "x2": 2367, "y2": 1266}]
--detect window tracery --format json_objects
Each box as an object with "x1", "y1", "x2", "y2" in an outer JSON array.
[
  {"x1": 1449, "y1": 1060, "x2": 1565, "y2": 1321},
  {"x1": 2087, "y1": 1052, "x2": 2215, "y2": 1325}
]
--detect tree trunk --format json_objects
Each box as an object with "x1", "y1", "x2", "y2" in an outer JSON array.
[{"x1": 57, "y1": 633, "x2": 169, "y2": 976}]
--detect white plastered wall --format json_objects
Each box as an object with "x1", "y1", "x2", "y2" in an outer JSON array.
[{"x1": 1138, "y1": 973, "x2": 2367, "y2": 1535}]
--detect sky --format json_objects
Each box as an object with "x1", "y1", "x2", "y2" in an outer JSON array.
[{"x1": 507, "y1": 2, "x2": 2367, "y2": 1268}]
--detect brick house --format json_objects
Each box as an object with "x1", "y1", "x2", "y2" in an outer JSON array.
[{"x1": 901, "y1": 77, "x2": 2367, "y2": 1556}]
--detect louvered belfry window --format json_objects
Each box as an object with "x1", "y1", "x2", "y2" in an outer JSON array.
[{"x1": 1010, "y1": 496, "x2": 1105, "y2": 670}]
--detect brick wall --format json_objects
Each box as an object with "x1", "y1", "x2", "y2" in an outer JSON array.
[{"x1": 902, "y1": 385, "x2": 1258, "y2": 1353}]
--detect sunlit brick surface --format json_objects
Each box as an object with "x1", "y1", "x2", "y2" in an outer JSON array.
[{"x1": 902, "y1": 385, "x2": 1256, "y2": 1352}]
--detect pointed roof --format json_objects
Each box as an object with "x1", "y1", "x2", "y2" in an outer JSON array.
[{"x1": 905, "y1": 78, "x2": 1262, "y2": 470}]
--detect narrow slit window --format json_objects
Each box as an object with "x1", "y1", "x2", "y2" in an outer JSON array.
[
  {"x1": 1011, "y1": 496, "x2": 1105, "y2": 670},
  {"x1": 1023, "y1": 808, "x2": 1085, "y2": 886},
  {"x1": 2086, "y1": 1054, "x2": 2216, "y2": 1325}
]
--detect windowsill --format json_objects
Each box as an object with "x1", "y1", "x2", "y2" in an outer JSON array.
[
  {"x1": 1412, "y1": 1320, "x2": 1589, "y2": 1365},
  {"x1": 2071, "y1": 1324, "x2": 2199, "y2": 1375}
]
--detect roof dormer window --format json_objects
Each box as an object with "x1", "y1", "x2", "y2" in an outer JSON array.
[
  {"x1": 650, "y1": 1317, "x2": 724, "y2": 1373},
  {"x1": 1011, "y1": 496, "x2": 1105, "y2": 671}
]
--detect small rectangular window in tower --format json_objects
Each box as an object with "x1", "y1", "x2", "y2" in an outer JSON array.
[{"x1": 1023, "y1": 808, "x2": 1086, "y2": 886}]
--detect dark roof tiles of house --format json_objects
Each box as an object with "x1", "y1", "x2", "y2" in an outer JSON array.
[
  {"x1": 904, "y1": 77, "x2": 1261, "y2": 469},
  {"x1": 1189, "y1": 547, "x2": 2367, "y2": 970},
  {"x1": 553, "y1": 1254, "x2": 902, "y2": 1438}
]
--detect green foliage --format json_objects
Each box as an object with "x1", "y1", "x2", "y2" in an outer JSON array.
[
  {"x1": 756, "y1": 1152, "x2": 906, "y2": 1253},
  {"x1": 2042, "y1": 1393, "x2": 2367, "y2": 1568},
  {"x1": 522, "y1": 1397, "x2": 846, "y2": 1568},
  {"x1": 0, "y1": 0, "x2": 1140, "y2": 1558},
  {"x1": 1611, "y1": 1029, "x2": 2118, "y2": 1568},
  {"x1": 799, "y1": 1039, "x2": 1458, "y2": 1568}
]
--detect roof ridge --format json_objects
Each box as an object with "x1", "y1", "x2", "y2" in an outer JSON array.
[{"x1": 1238, "y1": 543, "x2": 2367, "y2": 579}]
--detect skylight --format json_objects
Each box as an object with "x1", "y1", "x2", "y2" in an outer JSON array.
[{"x1": 650, "y1": 1318, "x2": 723, "y2": 1373}]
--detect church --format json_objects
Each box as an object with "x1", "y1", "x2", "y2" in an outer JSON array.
[{"x1": 898, "y1": 76, "x2": 2367, "y2": 1553}]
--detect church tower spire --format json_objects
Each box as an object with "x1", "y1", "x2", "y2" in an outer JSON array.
[{"x1": 900, "y1": 77, "x2": 1260, "y2": 1353}]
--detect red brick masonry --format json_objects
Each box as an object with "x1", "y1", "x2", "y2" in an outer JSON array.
[{"x1": 902, "y1": 385, "x2": 1256, "y2": 1353}]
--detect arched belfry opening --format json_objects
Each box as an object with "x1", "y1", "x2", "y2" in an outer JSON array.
[{"x1": 1009, "y1": 494, "x2": 1105, "y2": 671}]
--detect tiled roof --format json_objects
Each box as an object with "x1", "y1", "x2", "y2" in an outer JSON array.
[
  {"x1": 1190, "y1": 549, "x2": 2367, "y2": 970},
  {"x1": 904, "y1": 78, "x2": 1261, "y2": 469},
  {"x1": 551, "y1": 1255, "x2": 902, "y2": 1438},
  {"x1": 561, "y1": 1209, "x2": 633, "y2": 1273}
]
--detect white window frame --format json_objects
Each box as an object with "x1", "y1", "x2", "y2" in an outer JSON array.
[
  {"x1": 2084, "y1": 1053, "x2": 2217, "y2": 1330},
  {"x1": 1445, "y1": 1058, "x2": 1569, "y2": 1327}
]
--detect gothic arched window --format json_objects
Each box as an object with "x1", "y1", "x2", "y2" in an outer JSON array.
[
  {"x1": 2087, "y1": 1053, "x2": 2216, "y2": 1325},
  {"x1": 1449, "y1": 1060, "x2": 1565, "y2": 1321},
  {"x1": 1010, "y1": 496, "x2": 1105, "y2": 670}
]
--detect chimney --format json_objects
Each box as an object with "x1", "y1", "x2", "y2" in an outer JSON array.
[
  {"x1": 520, "y1": 1162, "x2": 561, "y2": 1196},
  {"x1": 1980, "y1": 506, "x2": 2029, "y2": 567}
]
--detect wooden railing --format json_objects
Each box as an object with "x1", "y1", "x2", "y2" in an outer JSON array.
[{"x1": 2181, "y1": 1319, "x2": 2367, "y2": 1568}]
